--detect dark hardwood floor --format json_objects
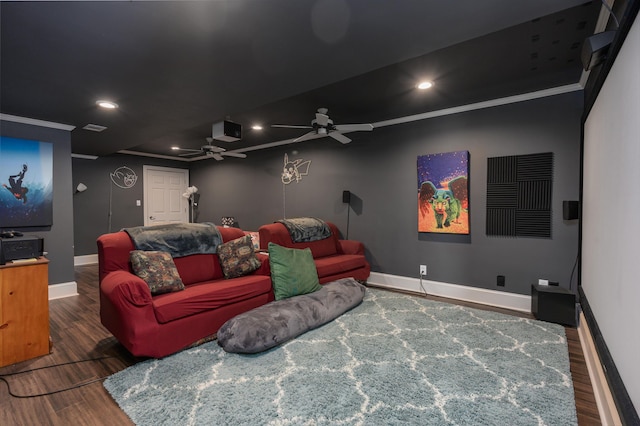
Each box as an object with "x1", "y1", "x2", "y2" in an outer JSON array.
[
  {"x1": 0, "y1": 265, "x2": 601, "y2": 425},
  {"x1": 1, "y1": 265, "x2": 136, "y2": 426}
]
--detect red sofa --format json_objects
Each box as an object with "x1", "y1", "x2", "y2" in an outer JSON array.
[
  {"x1": 258, "y1": 221, "x2": 370, "y2": 284},
  {"x1": 97, "y1": 226, "x2": 273, "y2": 358}
]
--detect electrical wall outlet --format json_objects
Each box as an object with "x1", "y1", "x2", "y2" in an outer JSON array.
[
  {"x1": 420, "y1": 264, "x2": 427, "y2": 276},
  {"x1": 538, "y1": 279, "x2": 549, "y2": 286},
  {"x1": 497, "y1": 275, "x2": 505, "y2": 286}
]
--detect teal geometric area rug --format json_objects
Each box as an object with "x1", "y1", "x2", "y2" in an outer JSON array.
[{"x1": 103, "y1": 288, "x2": 577, "y2": 425}]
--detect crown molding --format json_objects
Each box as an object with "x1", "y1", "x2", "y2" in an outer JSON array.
[
  {"x1": 372, "y1": 83, "x2": 583, "y2": 129},
  {"x1": 0, "y1": 113, "x2": 75, "y2": 131}
]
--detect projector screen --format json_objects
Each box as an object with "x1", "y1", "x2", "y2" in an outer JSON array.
[{"x1": 582, "y1": 11, "x2": 640, "y2": 415}]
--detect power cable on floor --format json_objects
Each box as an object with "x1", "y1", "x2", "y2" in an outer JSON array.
[{"x1": 0, "y1": 356, "x2": 116, "y2": 398}]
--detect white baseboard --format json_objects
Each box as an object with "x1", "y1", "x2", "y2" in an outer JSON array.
[
  {"x1": 577, "y1": 312, "x2": 621, "y2": 426},
  {"x1": 367, "y1": 272, "x2": 531, "y2": 313},
  {"x1": 74, "y1": 254, "x2": 98, "y2": 266},
  {"x1": 48, "y1": 281, "x2": 78, "y2": 300},
  {"x1": 64, "y1": 265, "x2": 530, "y2": 311}
]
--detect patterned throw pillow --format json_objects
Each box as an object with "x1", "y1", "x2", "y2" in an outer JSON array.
[
  {"x1": 130, "y1": 250, "x2": 185, "y2": 295},
  {"x1": 217, "y1": 235, "x2": 262, "y2": 279},
  {"x1": 244, "y1": 231, "x2": 260, "y2": 250}
]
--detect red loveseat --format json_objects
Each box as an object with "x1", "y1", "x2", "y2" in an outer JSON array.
[
  {"x1": 258, "y1": 221, "x2": 370, "y2": 284},
  {"x1": 97, "y1": 226, "x2": 273, "y2": 358}
]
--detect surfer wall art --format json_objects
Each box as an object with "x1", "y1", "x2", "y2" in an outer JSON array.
[{"x1": 0, "y1": 136, "x2": 53, "y2": 228}]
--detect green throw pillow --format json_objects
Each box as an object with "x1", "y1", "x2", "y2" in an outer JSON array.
[{"x1": 268, "y1": 242, "x2": 321, "y2": 300}]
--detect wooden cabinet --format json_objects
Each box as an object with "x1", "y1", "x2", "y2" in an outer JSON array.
[{"x1": 0, "y1": 258, "x2": 50, "y2": 367}]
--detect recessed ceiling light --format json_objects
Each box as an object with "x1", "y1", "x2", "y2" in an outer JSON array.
[
  {"x1": 417, "y1": 81, "x2": 433, "y2": 90},
  {"x1": 171, "y1": 146, "x2": 180, "y2": 150},
  {"x1": 96, "y1": 100, "x2": 118, "y2": 109},
  {"x1": 252, "y1": 125, "x2": 263, "y2": 130}
]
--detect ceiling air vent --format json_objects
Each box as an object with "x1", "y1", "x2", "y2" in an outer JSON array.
[{"x1": 83, "y1": 124, "x2": 107, "y2": 132}]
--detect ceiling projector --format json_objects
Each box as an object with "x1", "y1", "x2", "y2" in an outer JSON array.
[{"x1": 212, "y1": 120, "x2": 242, "y2": 142}]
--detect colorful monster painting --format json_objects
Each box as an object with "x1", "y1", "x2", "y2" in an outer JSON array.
[
  {"x1": 0, "y1": 137, "x2": 54, "y2": 228},
  {"x1": 417, "y1": 151, "x2": 469, "y2": 234}
]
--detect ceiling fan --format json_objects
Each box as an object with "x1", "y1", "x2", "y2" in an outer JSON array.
[
  {"x1": 272, "y1": 108, "x2": 374, "y2": 144},
  {"x1": 174, "y1": 138, "x2": 247, "y2": 161}
]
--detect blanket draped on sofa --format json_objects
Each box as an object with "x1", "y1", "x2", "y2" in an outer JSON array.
[
  {"x1": 124, "y1": 222, "x2": 222, "y2": 258},
  {"x1": 277, "y1": 217, "x2": 331, "y2": 243}
]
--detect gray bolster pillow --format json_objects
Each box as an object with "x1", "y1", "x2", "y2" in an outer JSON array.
[{"x1": 217, "y1": 277, "x2": 366, "y2": 353}]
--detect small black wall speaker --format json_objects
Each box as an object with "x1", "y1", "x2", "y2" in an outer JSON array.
[
  {"x1": 563, "y1": 200, "x2": 579, "y2": 220},
  {"x1": 342, "y1": 190, "x2": 351, "y2": 204},
  {"x1": 581, "y1": 31, "x2": 616, "y2": 71}
]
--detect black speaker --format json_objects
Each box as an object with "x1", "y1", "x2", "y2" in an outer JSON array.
[
  {"x1": 563, "y1": 200, "x2": 579, "y2": 220},
  {"x1": 581, "y1": 31, "x2": 616, "y2": 71},
  {"x1": 342, "y1": 190, "x2": 351, "y2": 204}
]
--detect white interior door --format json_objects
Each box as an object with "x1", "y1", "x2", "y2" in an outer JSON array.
[{"x1": 143, "y1": 165, "x2": 189, "y2": 226}]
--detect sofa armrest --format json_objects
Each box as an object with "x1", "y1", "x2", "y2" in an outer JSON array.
[
  {"x1": 99, "y1": 270, "x2": 159, "y2": 351},
  {"x1": 253, "y1": 252, "x2": 271, "y2": 276},
  {"x1": 100, "y1": 270, "x2": 153, "y2": 307},
  {"x1": 337, "y1": 239, "x2": 365, "y2": 256}
]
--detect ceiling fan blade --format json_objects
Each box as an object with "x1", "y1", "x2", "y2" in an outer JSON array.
[
  {"x1": 272, "y1": 124, "x2": 313, "y2": 129},
  {"x1": 222, "y1": 152, "x2": 247, "y2": 159},
  {"x1": 212, "y1": 153, "x2": 224, "y2": 161},
  {"x1": 293, "y1": 131, "x2": 320, "y2": 143},
  {"x1": 204, "y1": 145, "x2": 226, "y2": 152},
  {"x1": 335, "y1": 123, "x2": 374, "y2": 132},
  {"x1": 177, "y1": 149, "x2": 202, "y2": 156},
  {"x1": 329, "y1": 132, "x2": 352, "y2": 144}
]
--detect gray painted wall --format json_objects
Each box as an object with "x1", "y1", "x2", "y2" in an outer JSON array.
[
  {"x1": 0, "y1": 120, "x2": 75, "y2": 285},
  {"x1": 189, "y1": 92, "x2": 582, "y2": 296},
  {"x1": 71, "y1": 92, "x2": 581, "y2": 296},
  {"x1": 72, "y1": 154, "x2": 186, "y2": 255}
]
